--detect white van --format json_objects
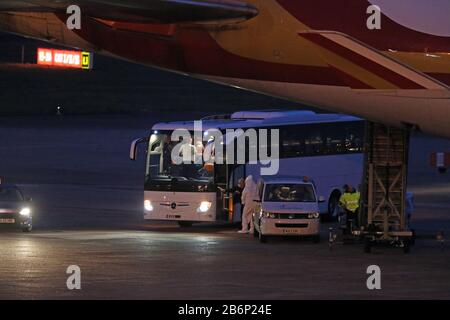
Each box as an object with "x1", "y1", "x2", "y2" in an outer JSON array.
[{"x1": 253, "y1": 177, "x2": 322, "y2": 243}]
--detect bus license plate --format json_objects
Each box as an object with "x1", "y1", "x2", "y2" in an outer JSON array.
[
  {"x1": 282, "y1": 229, "x2": 299, "y2": 234},
  {"x1": 0, "y1": 218, "x2": 15, "y2": 224}
]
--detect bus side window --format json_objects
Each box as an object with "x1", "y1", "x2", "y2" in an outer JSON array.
[
  {"x1": 323, "y1": 123, "x2": 344, "y2": 155},
  {"x1": 304, "y1": 126, "x2": 324, "y2": 155},
  {"x1": 343, "y1": 122, "x2": 364, "y2": 152},
  {"x1": 281, "y1": 125, "x2": 305, "y2": 158},
  {"x1": 280, "y1": 121, "x2": 364, "y2": 159}
]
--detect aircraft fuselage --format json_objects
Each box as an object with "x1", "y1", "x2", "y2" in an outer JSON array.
[{"x1": 0, "y1": 0, "x2": 449, "y2": 137}]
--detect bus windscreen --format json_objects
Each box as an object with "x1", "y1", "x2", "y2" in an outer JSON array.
[{"x1": 145, "y1": 133, "x2": 215, "y2": 192}]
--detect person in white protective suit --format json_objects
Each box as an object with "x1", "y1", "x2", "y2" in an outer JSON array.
[{"x1": 238, "y1": 175, "x2": 258, "y2": 234}]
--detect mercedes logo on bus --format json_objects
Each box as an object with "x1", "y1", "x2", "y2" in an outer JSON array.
[{"x1": 171, "y1": 202, "x2": 177, "y2": 210}]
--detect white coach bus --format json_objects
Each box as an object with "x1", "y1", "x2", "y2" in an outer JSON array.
[{"x1": 130, "y1": 110, "x2": 364, "y2": 226}]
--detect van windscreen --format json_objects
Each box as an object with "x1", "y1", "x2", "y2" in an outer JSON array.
[{"x1": 264, "y1": 184, "x2": 316, "y2": 202}]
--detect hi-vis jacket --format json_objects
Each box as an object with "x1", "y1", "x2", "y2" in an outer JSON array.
[{"x1": 339, "y1": 192, "x2": 360, "y2": 212}]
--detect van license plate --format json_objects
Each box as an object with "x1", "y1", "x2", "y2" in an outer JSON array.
[
  {"x1": 0, "y1": 219, "x2": 15, "y2": 224},
  {"x1": 282, "y1": 229, "x2": 299, "y2": 234}
]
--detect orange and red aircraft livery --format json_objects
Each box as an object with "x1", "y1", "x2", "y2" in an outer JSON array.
[{"x1": 0, "y1": 0, "x2": 449, "y2": 137}]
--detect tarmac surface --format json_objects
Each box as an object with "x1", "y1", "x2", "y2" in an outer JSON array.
[{"x1": 0, "y1": 115, "x2": 450, "y2": 299}]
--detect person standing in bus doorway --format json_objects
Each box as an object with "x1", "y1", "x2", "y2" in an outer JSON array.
[
  {"x1": 239, "y1": 175, "x2": 258, "y2": 234},
  {"x1": 232, "y1": 178, "x2": 245, "y2": 222},
  {"x1": 339, "y1": 184, "x2": 360, "y2": 235}
]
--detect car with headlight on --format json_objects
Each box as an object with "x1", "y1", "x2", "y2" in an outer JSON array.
[
  {"x1": 0, "y1": 185, "x2": 33, "y2": 232},
  {"x1": 253, "y1": 177, "x2": 322, "y2": 243}
]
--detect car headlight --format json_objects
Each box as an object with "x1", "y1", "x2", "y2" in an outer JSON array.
[
  {"x1": 263, "y1": 212, "x2": 277, "y2": 219},
  {"x1": 19, "y1": 207, "x2": 31, "y2": 217},
  {"x1": 308, "y1": 212, "x2": 320, "y2": 219},
  {"x1": 144, "y1": 200, "x2": 154, "y2": 212},
  {"x1": 197, "y1": 201, "x2": 212, "y2": 213}
]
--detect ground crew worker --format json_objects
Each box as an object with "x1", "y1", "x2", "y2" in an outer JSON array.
[
  {"x1": 239, "y1": 175, "x2": 258, "y2": 234},
  {"x1": 339, "y1": 184, "x2": 360, "y2": 234}
]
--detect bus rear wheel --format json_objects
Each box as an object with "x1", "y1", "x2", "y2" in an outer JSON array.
[{"x1": 178, "y1": 221, "x2": 193, "y2": 227}]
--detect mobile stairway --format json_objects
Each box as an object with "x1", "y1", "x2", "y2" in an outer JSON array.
[{"x1": 356, "y1": 122, "x2": 414, "y2": 253}]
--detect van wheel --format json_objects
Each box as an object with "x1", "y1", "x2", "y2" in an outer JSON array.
[
  {"x1": 22, "y1": 225, "x2": 32, "y2": 233},
  {"x1": 327, "y1": 191, "x2": 341, "y2": 221},
  {"x1": 178, "y1": 221, "x2": 193, "y2": 227}
]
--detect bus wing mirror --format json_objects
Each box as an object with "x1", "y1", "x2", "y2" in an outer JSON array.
[{"x1": 130, "y1": 137, "x2": 148, "y2": 161}]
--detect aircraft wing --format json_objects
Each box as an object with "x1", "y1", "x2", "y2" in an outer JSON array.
[
  {"x1": 0, "y1": 0, "x2": 258, "y2": 23},
  {"x1": 299, "y1": 30, "x2": 449, "y2": 90}
]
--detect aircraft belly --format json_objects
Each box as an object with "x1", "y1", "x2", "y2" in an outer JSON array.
[
  {"x1": 0, "y1": 12, "x2": 95, "y2": 50},
  {"x1": 199, "y1": 75, "x2": 450, "y2": 138}
]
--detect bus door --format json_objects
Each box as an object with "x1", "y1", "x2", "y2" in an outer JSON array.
[
  {"x1": 222, "y1": 164, "x2": 245, "y2": 223},
  {"x1": 218, "y1": 131, "x2": 246, "y2": 222},
  {"x1": 212, "y1": 164, "x2": 245, "y2": 223},
  {"x1": 214, "y1": 163, "x2": 228, "y2": 222},
  {"x1": 228, "y1": 164, "x2": 245, "y2": 222}
]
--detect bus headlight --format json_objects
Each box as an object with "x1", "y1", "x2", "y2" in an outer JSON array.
[
  {"x1": 19, "y1": 207, "x2": 31, "y2": 217},
  {"x1": 197, "y1": 201, "x2": 212, "y2": 213},
  {"x1": 308, "y1": 212, "x2": 320, "y2": 219},
  {"x1": 144, "y1": 200, "x2": 154, "y2": 212},
  {"x1": 263, "y1": 212, "x2": 277, "y2": 219}
]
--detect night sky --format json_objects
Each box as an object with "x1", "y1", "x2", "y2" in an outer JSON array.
[{"x1": 370, "y1": 0, "x2": 450, "y2": 36}]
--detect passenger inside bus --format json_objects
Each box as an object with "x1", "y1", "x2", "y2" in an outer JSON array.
[
  {"x1": 232, "y1": 178, "x2": 245, "y2": 220},
  {"x1": 153, "y1": 134, "x2": 214, "y2": 182}
]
